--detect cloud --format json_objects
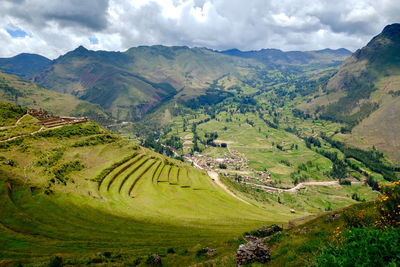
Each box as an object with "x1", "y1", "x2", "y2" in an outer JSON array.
[{"x1": 0, "y1": 0, "x2": 398, "y2": 59}]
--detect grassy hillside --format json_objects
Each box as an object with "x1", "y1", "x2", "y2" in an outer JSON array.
[
  {"x1": 185, "y1": 182, "x2": 399, "y2": 266},
  {"x1": 0, "y1": 71, "x2": 113, "y2": 124},
  {"x1": 0, "y1": 103, "x2": 304, "y2": 265},
  {"x1": 299, "y1": 24, "x2": 400, "y2": 163}
]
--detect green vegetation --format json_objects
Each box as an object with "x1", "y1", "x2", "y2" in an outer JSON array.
[
  {"x1": 0, "y1": 71, "x2": 113, "y2": 124},
  {"x1": 0, "y1": 103, "x2": 299, "y2": 266},
  {"x1": 317, "y1": 227, "x2": 400, "y2": 266},
  {"x1": 1, "y1": 24, "x2": 399, "y2": 266},
  {"x1": 0, "y1": 102, "x2": 26, "y2": 126}
]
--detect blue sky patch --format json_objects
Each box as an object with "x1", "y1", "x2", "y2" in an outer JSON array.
[
  {"x1": 6, "y1": 28, "x2": 27, "y2": 38},
  {"x1": 89, "y1": 37, "x2": 99, "y2": 44}
]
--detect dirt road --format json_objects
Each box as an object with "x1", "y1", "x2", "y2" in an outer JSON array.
[{"x1": 208, "y1": 171, "x2": 250, "y2": 205}]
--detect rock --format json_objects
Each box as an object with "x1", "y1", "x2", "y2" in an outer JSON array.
[
  {"x1": 146, "y1": 254, "x2": 162, "y2": 266},
  {"x1": 325, "y1": 213, "x2": 341, "y2": 222},
  {"x1": 206, "y1": 248, "x2": 216, "y2": 257},
  {"x1": 290, "y1": 209, "x2": 295, "y2": 213},
  {"x1": 236, "y1": 238, "x2": 271, "y2": 266}
]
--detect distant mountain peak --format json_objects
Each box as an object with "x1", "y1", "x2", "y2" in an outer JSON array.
[
  {"x1": 75, "y1": 45, "x2": 88, "y2": 51},
  {"x1": 0, "y1": 53, "x2": 51, "y2": 78},
  {"x1": 381, "y1": 23, "x2": 400, "y2": 38}
]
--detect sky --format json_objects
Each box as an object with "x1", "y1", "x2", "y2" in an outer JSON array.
[{"x1": 0, "y1": 0, "x2": 399, "y2": 59}]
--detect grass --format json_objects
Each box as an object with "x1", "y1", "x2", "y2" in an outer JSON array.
[
  {"x1": 0, "y1": 72, "x2": 112, "y2": 124},
  {"x1": 0, "y1": 108, "x2": 304, "y2": 265}
]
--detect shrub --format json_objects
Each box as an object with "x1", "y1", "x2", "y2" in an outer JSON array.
[
  {"x1": 132, "y1": 257, "x2": 142, "y2": 266},
  {"x1": 196, "y1": 248, "x2": 209, "y2": 257},
  {"x1": 351, "y1": 193, "x2": 361, "y2": 201},
  {"x1": 52, "y1": 160, "x2": 84, "y2": 183},
  {"x1": 339, "y1": 179, "x2": 351, "y2": 185},
  {"x1": 167, "y1": 248, "x2": 175, "y2": 254},
  {"x1": 36, "y1": 123, "x2": 102, "y2": 139},
  {"x1": 103, "y1": 251, "x2": 112, "y2": 258},
  {"x1": 317, "y1": 227, "x2": 400, "y2": 266},
  {"x1": 342, "y1": 203, "x2": 377, "y2": 228},
  {"x1": 245, "y1": 224, "x2": 282, "y2": 238},
  {"x1": 219, "y1": 163, "x2": 227, "y2": 169},
  {"x1": 72, "y1": 134, "x2": 117, "y2": 147},
  {"x1": 48, "y1": 256, "x2": 63, "y2": 267},
  {"x1": 376, "y1": 181, "x2": 400, "y2": 227}
]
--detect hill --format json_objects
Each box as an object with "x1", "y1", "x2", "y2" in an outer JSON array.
[
  {"x1": 30, "y1": 45, "x2": 258, "y2": 121},
  {"x1": 0, "y1": 71, "x2": 113, "y2": 124},
  {"x1": 0, "y1": 102, "x2": 381, "y2": 265},
  {"x1": 219, "y1": 48, "x2": 351, "y2": 65},
  {"x1": 29, "y1": 45, "x2": 351, "y2": 122},
  {"x1": 299, "y1": 23, "x2": 400, "y2": 163},
  {"x1": 0, "y1": 53, "x2": 51, "y2": 78}
]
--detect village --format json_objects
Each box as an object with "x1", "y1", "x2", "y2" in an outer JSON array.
[{"x1": 180, "y1": 134, "x2": 274, "y2": 190}]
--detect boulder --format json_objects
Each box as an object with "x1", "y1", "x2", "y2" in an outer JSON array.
[
  {"x1": 146, "y1": 254, "x2": 162, "y2": 266},
  {"x1": 326, "y1": 213, "x2": 341, "y2": 222},
  {"x1": 236, "y1": 238, "x2": 271, "y2": 266}
]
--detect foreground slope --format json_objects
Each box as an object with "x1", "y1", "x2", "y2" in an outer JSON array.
[{"x1": 0, "y1": 103, "x2": 299, "y2": 265}]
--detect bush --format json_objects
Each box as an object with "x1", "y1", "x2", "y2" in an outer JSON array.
[
  {"x1": 342, "y1": 203, "x2": 377, "y2": 228},
  {"x1": 103, "y1": 251, "x2": 112, "y2": 258},
  {"x1": 196, "y1": 248, "x2": 209, "y2": 257},
  {"x1": 244, "y1": 224, "x2": 282, "y2": 238},
  {"x1": 48, "y1": 256, "x2": 63, "y2": 267},
  {"x1": 36, "y1": 123, "x2": 102, "y2": 139},
  {"x1": 219, "y1": 163, "x2": 227, "y2": 169},
  {"x1": 376, "y1": 181, "x2": 400, "y2": 227},
  {"x1": 167, "y1": 248, "x2": 175, "y2": 254},
  {"x1": 52, "y1": 160, "x2": 84, "y2": 184},
  {"x1": 72, "y1": 134, "x2": 117, "y2": 147},
  {"x1": 351, "y1": 193, "x2": 362, "y2": 201},
  {"x1": 317, "y1": 227, "x2": 400, "y2": 266},
  {"x1": 339, "y1": 179, "x2": 351, "y2": 185}
]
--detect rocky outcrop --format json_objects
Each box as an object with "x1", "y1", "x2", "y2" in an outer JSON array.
[{"x1": 236, "y1": 238, "x2": 271, "y2": 266}]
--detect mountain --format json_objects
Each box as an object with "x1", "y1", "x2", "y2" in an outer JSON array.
[
  {"x1": 300, "y1": 23, "x2": 400, "y2": 163},
  {"x1": 31, "y1": 45, "x2": 262, "y2": 121},
  {"x1": 30, "y1": 45, "x2": 351, "y2": 121},
  {"x1": 0, "y1": 71, "x2": 113, "y2": 124},
  {"x1": 0, "y1": 53, "x2": 51, "y2": 78},
  {"x1": 219, "y1": 48, "x2": 352, "y2": 65}
]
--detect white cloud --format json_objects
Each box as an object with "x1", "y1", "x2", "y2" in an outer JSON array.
[{"x1": 0, "y1": 0, "x2": 399, "y2": 59}]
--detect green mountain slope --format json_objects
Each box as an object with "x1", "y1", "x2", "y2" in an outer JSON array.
[
  {"x1": 300, "y1": 23, "x2": 400, "y2": 163},
  {"x1": 0, "y1": 53, "x2": 51, "y2": 78},
  {"x1": 0, "y1": 71, "x2": 112, "y2": 124},
  {"x1": 0, "y1": 103, "x2": 296, "y2": 265},
  {"x1": 220, "y1": 48, "x2": 351, "y2": 65},
  {"x1": 31, "y1": 45, "x2": 351, "y2": 122},
  {"x1": 0, "y1": 102, "x2": 381, "y2": 265},
  {"x1": 31, "y1": 45, "x2": 263, "y2": 121}
]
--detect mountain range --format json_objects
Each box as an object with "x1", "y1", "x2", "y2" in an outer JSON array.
[{"x1": 0, "y1": 46, "x2": 351, "y2": 121}]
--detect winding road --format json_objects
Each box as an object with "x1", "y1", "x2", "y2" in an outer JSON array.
[{"x1": 208, "y1": 171, "x2": 250, "y2": 205}]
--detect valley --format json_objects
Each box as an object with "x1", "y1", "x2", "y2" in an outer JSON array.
[{"x1": 0, "y1": 22, "x2": 399, "y2": 266}]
